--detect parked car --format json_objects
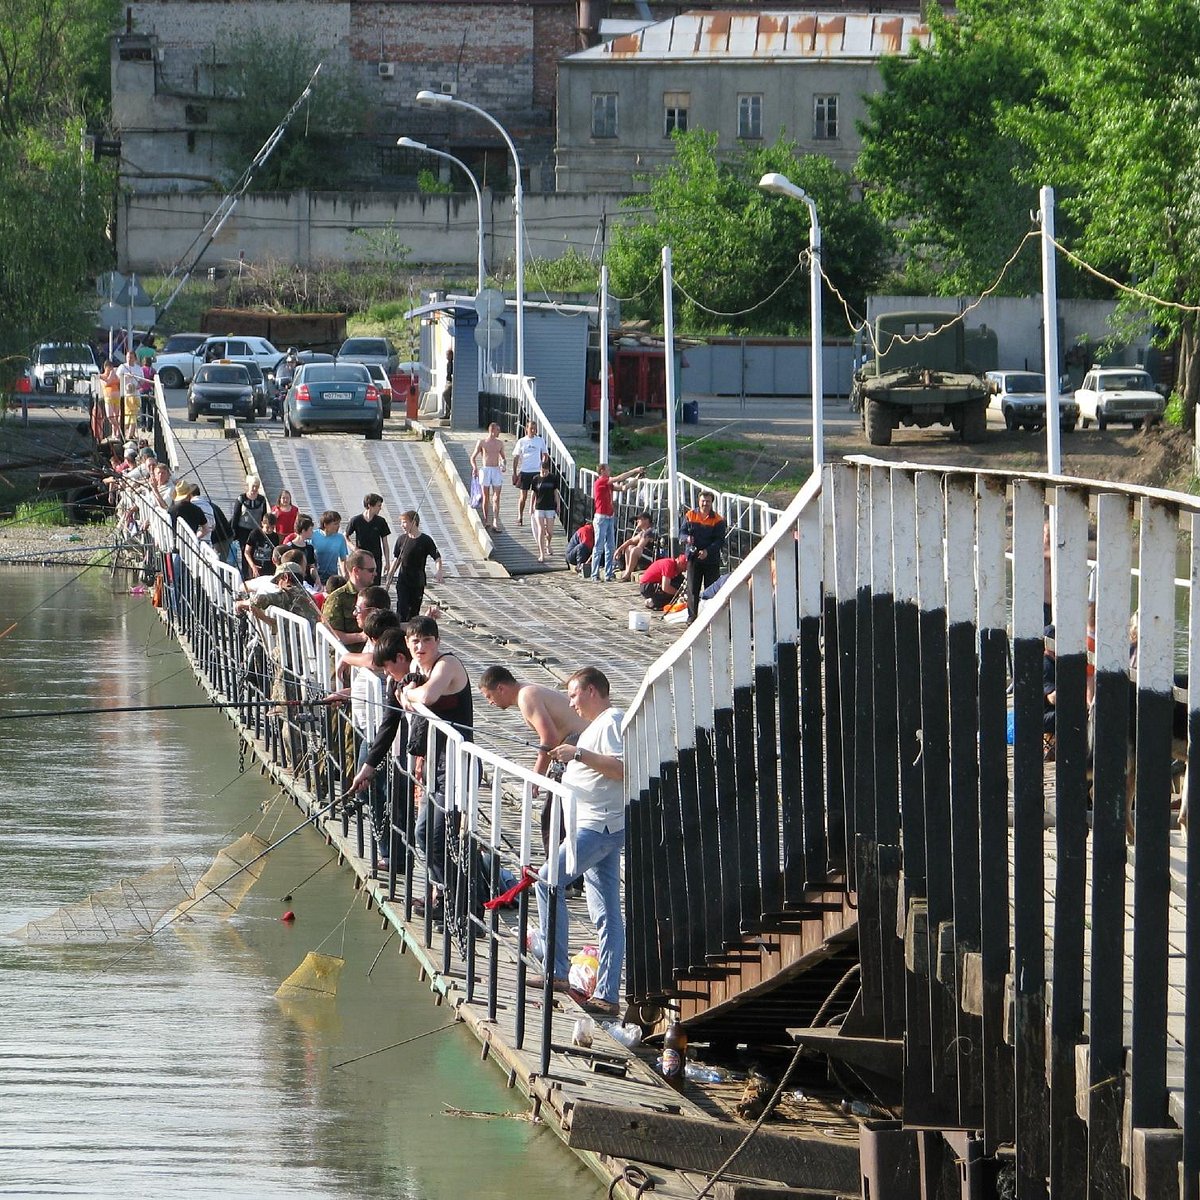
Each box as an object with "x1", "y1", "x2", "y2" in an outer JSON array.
[
  {"x1": 186, "y1": 362, "x2": 257, "y2": 423},
  {"x1": 31, "y1": 343, "x2": 100, "y2": 393},
  {"x1": 365, "y1": 363, "x2": 394, "y2": 418},
  {"x1": 1074, "y1": 366, "x2": 1165, "y2": 430},
  {"x1": 242, "y1": 361, "x2": 273, "y2": 417},
  {"x1": 282, "y1": 362, "x2": 383, "y2": 439},
  {"x1": 337, "y1": 336, "x2": 398, "y2": 375},
  {"x1": 155, "y1": 335, "x2": 284, "y2": 390},
  {"x1": 985, "y1": 370, "x2": 1078, "y2": 432},
  {"x1": 158, "y1": 332, "x2": 208, "y2": 359}
]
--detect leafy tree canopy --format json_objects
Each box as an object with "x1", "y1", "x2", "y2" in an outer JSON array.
[
  {"x1": 856, "y1": 2, "x2": 1043, "y2": 295},
  {"x1": 0, "y1": 0, "x2": 118, "y2": 362},
  {"x1": 212, "y1": 38, "x2": 367, "y2": 191},
  {"x1": 608, "y1": 129, "x2": 891, "y2": 335},
  {"x1": 0, "y1": 0, "x2": 119, "y2": 136},
  {"x1": 1004, "y1": 0, "x2": 1200, "y2": 420}
]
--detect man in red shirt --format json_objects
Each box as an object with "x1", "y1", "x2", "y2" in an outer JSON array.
[
  {"x1": 640, "y1": 553, "x2": 687, "y2": 609},
  {"x1": 591, "y1": 462, "x2": 643, "y2": 582}
]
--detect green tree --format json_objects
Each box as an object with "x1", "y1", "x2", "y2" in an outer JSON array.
[
  {"x1": 1005, "y1": 0, "x2": 1200, "y2": 425},
  {"x1": 212, "y1": 39, "x2": 366, "y2": 190},
  {"x1": 0, "y1": 0, "x2": 118, "y2": 135},
  {"x1": 608, "y1": 129, "x2": 890, "y2": 334},
  {"x1": 0, "y1": 125, "x2": 113, "y2": 359},
  {"x1": 0, "y1": 0, "x2": 118, "y2": 362},
  {"x1": 856, "y1": 3, "x2": 1043, "y2": 295}
]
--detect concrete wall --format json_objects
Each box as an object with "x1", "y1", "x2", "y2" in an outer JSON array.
[
  {"x1": 117, "y1": 189, "x2": 633, "y2": 272},
  {"x1": 865, "y1": 295, "x2": 1155, "y2": 378}
]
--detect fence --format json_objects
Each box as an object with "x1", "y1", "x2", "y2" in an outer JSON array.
[
  {"x1": 622, "y1": 459, "x2": 1198, "y2": 1196},
  {"x1": 127, "y1": 485, "x2": 582, "y2": 1079}
]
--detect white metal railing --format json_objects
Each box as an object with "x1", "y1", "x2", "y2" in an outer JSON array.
[
  {"x1": 577, "y1": 465, "x2": 786, "y2": 563},
  {"x1": 485, "y1": 370, "x2": 577, "y2": 489}
]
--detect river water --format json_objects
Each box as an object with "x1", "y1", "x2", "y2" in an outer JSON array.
[{"x1": 0, "y1": 567, "x2": 602, "y2": 1199}]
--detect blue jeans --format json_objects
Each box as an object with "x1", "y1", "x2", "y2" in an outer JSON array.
[
  {"x1": 591, "y1": 515, "x2": 616, "y2": 580},
  {"x1": 535, "y1": 824, "x2": 624, "y2": 1005}
]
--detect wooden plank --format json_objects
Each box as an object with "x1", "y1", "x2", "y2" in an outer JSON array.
[
  {"x1": 910, "y1": 470, "x2": 959, "y2": 1128},
  {"x1": 752, "y1": 557, "x2": 782, "y2": 915},
  {"x1": 1047, "y1": 485, "x2": 1091, "y2": 1194},
  {"x1": 1184, "y1": 513, "x2": 1200, "y2": 1197},
  {"x1": 1087, "y1": 491, "x2": 1133, "y2": 1198},
  {"x1": 869, "y1": 469, "x2": 904, "y2": 1039},
  {"x1": 827, "y1": 463, "x2": 856, "y2": 874},
  {"x1": 975, "y1": 475, "x2": 1013, "y2": 1151},
  {"x1": 1009, "y1": 479, "x2": 1050, "y2": 1198},
  {"x1": 795, "y1": 499, "x2": 826, "y2": 889},
  {"x1": 945, "y1": 474, "x2": 983, "y2": 1125},
  {"x1": 1130, "y1": 497, "x2": 1177, "y2": 1130},
  {"x1": 565, "y1": 1101, "x2": 862, "y2": 1193}
]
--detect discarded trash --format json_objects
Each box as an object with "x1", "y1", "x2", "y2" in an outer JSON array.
[
  {"x1": 684, "y1": 1063, "x2": 730, "y2": 1083},
  {"x1": 281, "y1": 910, "x2": 296, "y2": 923},
  {"x1": 571, "y1": 1017, "x2": 595, "y2": 1048},
  {"x1": 600, "y1": 1021, "x2": 643, "y2": 1049}
]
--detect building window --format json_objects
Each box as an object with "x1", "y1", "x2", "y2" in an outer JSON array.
[
  {"x1": 591, "y1": 92, "x2": 618, "y2": 139},
  {"x1": 737, "y1": 94, "x2": 762, "y2": 139},
  {"x1": 814, "y1": 94, "x2": 839, "y2": 140},
  {"x1": 663, "y1": 91, "x2": 689, "y2": 137}
]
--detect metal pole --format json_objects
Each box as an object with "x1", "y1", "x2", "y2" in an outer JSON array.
[
  {"x1": 600, "y1": 264, "x2": 610, "y2": 464},
  {"x1": 1040, "y1": 185, "x2": 1062, "y2": 476},
  {"x1": 397, "y1": 138, "x2": 486, "y2": 390},
  {"x1": 662, "y1": 246, "x2": 679, "y2": 550},
  {"x1": 414, "y1": 93, "x2": 525, "y2": 395},
  {"x1": 804, "y1": 198, "x2": 824, "y2": 472}
]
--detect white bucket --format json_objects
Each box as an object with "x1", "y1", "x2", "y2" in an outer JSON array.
[{"x1": 628, "y1": 610, "x2": 650, "y2": 633}]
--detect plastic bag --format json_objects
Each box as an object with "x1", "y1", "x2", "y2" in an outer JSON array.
[
  {"x1": 469, "y1": 475, "x2": 483, "y2": 510},
  {"x1": 568, "y1": 945, "x2": 599, "y2": 998}
]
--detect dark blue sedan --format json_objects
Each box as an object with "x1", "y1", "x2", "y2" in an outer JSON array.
[{"x1": 282, "y1": 363, "x2": 384, "y2": 440}]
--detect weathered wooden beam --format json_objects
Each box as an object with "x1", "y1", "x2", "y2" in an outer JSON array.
[
  {"x1": 565, "y1": 1101, "x2": 861, "y2": 1193},
  {"x1": 785, "y1": 1025, "x2": 903, "y2": 1079},
  {"x1": 710, "y1": 1183, "x2": 840, "y2": 1200}
]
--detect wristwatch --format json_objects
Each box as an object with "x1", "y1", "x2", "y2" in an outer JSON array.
[{"x1": 573, "y1": 748, "x2": 584, "y2": 762}]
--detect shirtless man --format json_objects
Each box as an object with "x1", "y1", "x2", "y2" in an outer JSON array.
[
  {"x1": 479, "y1": 664, "x2": 587, "y2": 854},
  {"x1": 470, "y1": 422, "x2": 507, "y2": 532}
]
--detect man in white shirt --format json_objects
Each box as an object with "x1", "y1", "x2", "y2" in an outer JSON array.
[
  {"x1": 533, "y1": 665, "x2": 626, "y2": 1016},
  {"x1": 511, "y1": 419, "x2": 549, "y2": 527}
]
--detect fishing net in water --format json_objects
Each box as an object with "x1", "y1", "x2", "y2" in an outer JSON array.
[
  {"x1": 176, "y1": 832, "x2": 270, "y2": 919},
  {"x1": 275, "y1": 951, "x2": 344, "y2": 999},
  {"x1": 8, "y1": 832, "x2": 272, "y2": 943},
  {"x1": 8, "y1": 860, "x2": 197, "y2": 943}
]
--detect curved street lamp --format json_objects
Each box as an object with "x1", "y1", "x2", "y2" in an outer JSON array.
[
  {"x1": 415, "y1": 91, "x2": 525, "y2": 386},
  {"x1": 397, "y1": 136, "x2": 486, "y2": 298},
  {"x1": 758, "y1": 171, "x2": 824, "y2": 471}
]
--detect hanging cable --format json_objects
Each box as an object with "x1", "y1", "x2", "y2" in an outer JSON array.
[{"x1": 671, "y1": 250, "x2": 806, "y2": 320}]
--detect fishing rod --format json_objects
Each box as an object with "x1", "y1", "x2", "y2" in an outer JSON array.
[
  {"x1": 0, "y1": 543, "x2": 119, "y2": 641},
  {"x1": 638, "y1": 419, "x2": 744, "y2": 475},
  {"x1": 0, "y1": 696, "x2": 345, "y2": 722},
  {"x1": 97, "y1": 791, "x2": 345, "y2": 974}
]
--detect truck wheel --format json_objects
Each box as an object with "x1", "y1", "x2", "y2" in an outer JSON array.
[
  {"x1": 961, "y1": 399, "x2": 988, "y2": 442},
  {"x1": 865, "y1": 400, "x2": 893, "y2": 446},
  {"x1": 1097, "y1": 415, "x2": 1108, "y2": 431},
  {"x1": 187, "y1": 406, "x2": 197, "y2": 422},
  {"x1": 1003, "y1": 408, "x2": 1017, "y2": 432},
  {"x1": 1131, "y1": 418, "x2": 1144, "y2": 431},
  {"x1": 159, "y1": 367, "x2": 184, "y2": 390}
]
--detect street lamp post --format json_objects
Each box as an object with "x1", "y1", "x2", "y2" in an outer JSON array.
[
  {"x1": 415, "y1": 91, "x2": 525, "y2": 387},
  {"x1": 758, "y1": 172, "x2": 824, "y2": 472},
  {"x1": 397, "y1": 137, "x2": 486, "y2": 298}
]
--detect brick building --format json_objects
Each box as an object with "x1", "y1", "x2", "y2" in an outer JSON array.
[
  {"x1": 111, "y1": 0, "x2": 948, "y2": 196},
  {"x1": 112, "y1": 0, "x2": 585, "y2": 194}
]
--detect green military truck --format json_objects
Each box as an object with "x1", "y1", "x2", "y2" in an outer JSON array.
[{"x1": 851, "y1": 310, "x2": 990, "y2": 447}]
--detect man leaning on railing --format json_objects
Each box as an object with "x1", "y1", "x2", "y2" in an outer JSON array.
[{"x1": 532, "y1": 666, "x2": 626, "y2": 1018}]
